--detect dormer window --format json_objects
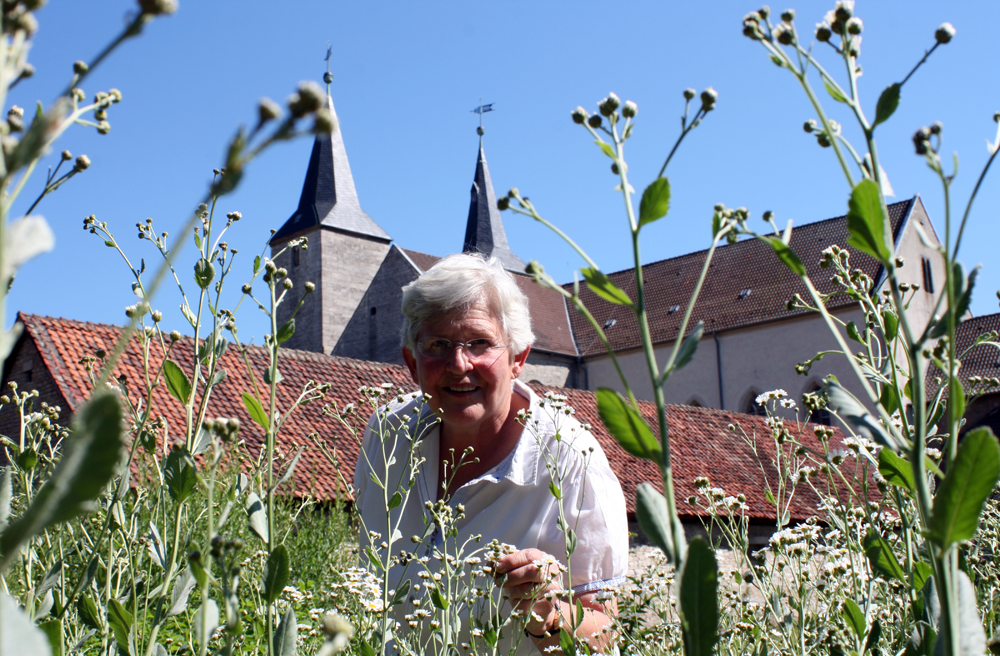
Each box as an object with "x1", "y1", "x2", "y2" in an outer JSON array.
[{"x1": 738, "y1": 288, "x2": 752, "y2": 300}]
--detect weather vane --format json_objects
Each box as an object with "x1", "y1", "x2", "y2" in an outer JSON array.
[
  {"x1": 323, "y1": 43, "x2": 333, "y2": 87},
  {"x1": 471, "y1": 99, "x2": 493, "y2": 135}
]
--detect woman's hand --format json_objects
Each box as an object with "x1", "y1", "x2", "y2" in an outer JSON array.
[
  {"x1": 494, "y1": 549, "x2": 563, "y2": 632},
  {"x1": 494, "y1": 549, "x2": 618, "y2": 653}
]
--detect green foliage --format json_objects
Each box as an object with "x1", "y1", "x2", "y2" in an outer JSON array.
[
  {"x1": 873, "y1": 83, "x2": 901, "y2": 128},
  {"x1": 846, "y1": 179, "x2": 892, "y2": 265},
  {"x1": 638, "y1": 177, "x2": 671, "y2": 228},
  {"x1": 595, "y1": 388, "x2": 660, "y2": 462},
  {"x1": 929, "y1": 427, "x2": 1000, "y2": 549},
  {"x1": 678, "y1": 538, "x2": 719, "y2": 656}
]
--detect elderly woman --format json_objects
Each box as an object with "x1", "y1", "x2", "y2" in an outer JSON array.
[{"x1": 353, "y1": 253, "x2": 627, "y2": 654}]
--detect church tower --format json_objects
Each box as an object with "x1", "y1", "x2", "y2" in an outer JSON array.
[
  {"x1": 270, "y1": 73, "x2": 391, "y2": 354},
  {"x1": 462, "y1": 127, "x2": 526, "y2": 271}
]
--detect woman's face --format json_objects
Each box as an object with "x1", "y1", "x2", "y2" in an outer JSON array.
[{"x1": 402, "y1": 303, "x2": 529, "y2": 438}]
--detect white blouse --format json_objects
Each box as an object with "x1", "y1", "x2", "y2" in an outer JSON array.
[{"x1": 353, "y1": 380, "x2": 628, "y2": 652}]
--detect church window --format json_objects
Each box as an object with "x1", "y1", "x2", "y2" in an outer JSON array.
[
  {"x1": 922, "y1": 257, "x2": 934, "y2": 294},
  {"x1": 744, "y1": 391, "x2": 766, "y2": 416},
  {"x1": 292, "y1": 247, "x2": 300, "y2": 267}
]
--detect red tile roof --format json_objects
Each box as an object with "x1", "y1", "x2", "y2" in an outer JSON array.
[
  {"x1": 567, "y1": 198, "x2": 915, "y2": 356},
  {"x1": 16, "y1": 313, "x2": 856, "y2": 524},
  {"x1": 398, "y1": 249, "x2": 577, "y2": 356}
]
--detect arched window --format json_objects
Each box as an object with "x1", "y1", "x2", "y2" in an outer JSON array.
[
  {"x1": 687, "y1": 398, "x2": 703, "y2": 408},
  {"x1": 744, "y1": 391, "x2": 766, "y2": 416}
]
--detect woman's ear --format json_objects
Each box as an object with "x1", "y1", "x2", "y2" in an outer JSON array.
[
  {"x1": 511, "y1": 346, "x2": 530, "y2": 379},
  {"x1": 402, "y1": 347, "x2": 420, "y2": 384}
]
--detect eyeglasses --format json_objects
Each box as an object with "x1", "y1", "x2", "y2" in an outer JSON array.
[{"x1": 417, "y1": 338, "x2": 511, "y2": 361}]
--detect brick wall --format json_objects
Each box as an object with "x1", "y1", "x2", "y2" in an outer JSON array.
[{"x1": 0, "y1": 334, "x2": 71, "y2": 441}]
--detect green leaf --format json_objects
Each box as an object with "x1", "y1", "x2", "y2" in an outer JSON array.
[
  {"x1": 636, "y1": 483, "x2": 674, "y2": 561},
  {"x1": 163, "y1": 448, "x2": 197, "y2": 503},
  {"x1": 842, "y1": 599, "x2": 865, "y2": 639},
  {"x1": 76, "y1": 595, "x2": 102, "y2": 630},
  {"x1": 864, "y1": 619, "x2": 882, "y2": 655},
  {"x1": 253, "y1": 255, "x2": 261, "y2": 274},
  {"x1": 825, "y1": 80, "x2": 849, "y2": 104},
  {"x1": 107, "y1": 598, "x2": 133, "y2": 651},
  {"x1": 263, "y1": 366, "x2": 284, "y2": 386},
  {"x1": 276, "y1": 319, "x2": 296, "y2": 344},
  {"x1": 431, "y1": 586, "x2": 450, "y2": 610},
  {"x1": 274, "y1": 608, "x2": 298, "y2": 656},
  {"x1": 581, "y1": 268, "x2": 633, "y2": 306},
  {"x1": 846, "y1": 321, "x2": 862, "y2": 342},
  {"x1": 242, "y1": 392, "x2": 269, "y2": 430},
  {"x1": 595, "y1": 388, "x2": 660, "y2": 462},
  {"x1": 881, "y1": 308, "x2": 898, "y2": 341},
  {"x1": 559, "y1": 628, "x2": 577, "y2": 656},
  {"x1": 263, "y1": 545, "x2": 289, "y2": 603},
  {"x1": 246, "y1": 492, "x2": 269, "y2": 543},
  {"x1": 388, "y1": 491, "x2": 402, "y2": 509},
  {"x1": 638, "y1": 177, "x2": 671, "y2": 228},
  {"x1": 678, "y1": 537, "x2": 719, "y2": 656},
  {"x1": 928, "y1": 427, "x2": 1000, "y2": 548},
  {"x1": 193, "y1": 600, "x2": 219, "y2": 648},
  {"x1": 948, "y1": 375, "x2": 967, "y2": 426},
  {"x1": 767, "y1": 236, "x2": 806, "y2": 276},
  {"x1": 825, "y1": 381, "x2": 902, "y2": 453},
  {"x1": 549, "y1": 481, "x2": 562, "y2": 500},
  {"x1": 873, "y1": 83, "x2": 901, "y2": 128},
  {"x1": 673, "y1": 322, "x2": 704, "y2": 372},
  {"x1": 168, "y1": 567, "x2": 197, "y2": 617},
  {"x1": 39, "y1": 618, "x2": 63, "y2": 656},
  {"x1": 879, "y1": 382, "x2": 901, "y2": 416},
  {"x1": 878, "y1": 448, "x2": 914, "y2": 493},
  {"x1": 954, "y1": 263, "x2": 979, "y2": 320},
  {"x1": 933, "y1": 571, "x2": 987, "y2": 656},
  {"x1": 863, "y1": 530, "x2": 905, "y2": 582},
  {"x1": 846, "y1": 179, "x2": 892, "y2": 265},
  {"x1": 912, "y1": 561, "x2": 932, "y2": 592},
  {"x1": 16, "y1": 448, "x2": 37, "y2": 470},
  {"x1": 0, "y1": 468, "x2": 10, "y2": 534},
  {"x1": 594, "y1": 140, "x2": 615, "y2": 159},
  {"x1": 1, "y1": 592, "x2": 52, "y2": 656},
  {"x1": 0, "y1": 394, "x2": 124, "y2": 572},
  {"x1": 162, "y1": 360, "x2": 192, "y2": 404}
]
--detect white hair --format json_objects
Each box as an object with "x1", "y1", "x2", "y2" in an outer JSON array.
[{"x1": 400, "y1": 253, "x2": 535, "y2": 354}]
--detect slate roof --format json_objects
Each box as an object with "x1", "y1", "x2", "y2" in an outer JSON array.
[
  {"x1": 927, "y1": 312, "x2": 1000, "y2": 397},
  {"x1": 461, "y1": 139, "x2": 526, "y2": 271},
  {"x1": 568, "y1": 198, "x2": 916, "y2": 356},
  {"x1": 399, "y1": 249, "x2": 577, "y2": 356},
  {"x1": 14, "y1": 313, "x2": 857, "y2": 524},
  {"x1": 272, "y1": 93, "x2": 390, "y2": 243}
]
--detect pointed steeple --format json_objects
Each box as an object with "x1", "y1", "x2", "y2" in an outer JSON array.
[
  {"x1": 272, "y1": 88, "x2": 389, "y2": 243},
  {"x1": 462, "y1": 129, "x2": 525, "y2": 271}
]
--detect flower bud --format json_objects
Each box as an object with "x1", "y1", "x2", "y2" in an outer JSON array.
[
  {"x1": 587, "y1": 114, "x2": 602, "y2": 128},
  {"x1": 774, "y1": 23, "x2": 794, "y2": 45},
  {"x1": 621, "y1": 100, "x2": 637, "y2": 118},
  {"x1": 288, "y1": 81, "x2": 325, "y2": 118},
  {"x1": 930, "y1": 121, "x2": 943, "y2": 135},
  {"x1": 152, "y1": 310, "x2": 163, "y2": 322},
  {"x1": 611, "y1": 161, "x2": 627, "y2": 175},
  {"x1": 138, "y1": 0, "x2": 178, "y2": 16},
  {"x1": 816, "y1": 132, "x2": 832, "y2": 148},
  {"x1": 19, "y1": 63, "x2": 34, "y2": 80},
  {"x1": 846, "y1": 17, "x2": 862, "y2": 35},
  {"x1": 757, "y1": 5, "x2": 770, "y2": 18},
  {"x1": 815, "y1": 23, "x2": 832, "y2": 42},
  {"x1": 994, "y1": 111, "x2": 1000, "y2": 124},
  {"x1": 73, "y1": 61, "x2": 89, "y2": 75},
  {"x1": 598, "y1": 92, "x2": 620, "y2": 117},
  {"x1": 507, "y1": 187, "x2": 519, "y2": 199},
  {"x1": 282, "y1": 279, "x2": 293, "y2": 290},
  {"x1": 170, "y1": 330, "x2": 181, "y2": 342},
  {"x1": 61, "y1": 149, "x2": 72, "y2": 161},
  {"x1": 276, "y1": 267, "x2": 288, "y2": 278},
  {"x1": 304, "y1": 281, "x2": 316, "y2": 294},
  {"x1": 97, "y1": 121, "x2": 111, "y2": 135},
  {"x1": 497, "y1": 197, "x2": 509, "y2": 211},
  {"x1": 74, "y1": 154, "x2": 91, "y2": 171},
  {"x1": 834, "y1": 0, "x2": 853, "y2": 21},
  {"x1": 14, "y1": 11, "x2": 38, "y2": 36},
  {"x1": 780, "y1": 9, "x2": 795, "y2": 23},
  {"x1": 258, "y1": 97, "x2": 281, "y2": 123},
  {"x1": 241, "y1": 283, "x2": 252, "y2": 294},
  {"x1": 803, "y1": 119, "x2": 817, "y2": 133},
  {"x1": 571, "y1": 106, "x2": 588, "y2": 124},
  {"x1": 265, "y1": 260, "x2": 277, "y2": 274},
  {"x1": 713, "y1": 203, "x2": 725, "y2": 213},
  {"x1": 109, "y1": 88, "x2": 122, "y2": 103},
  {"x1": 935, "y1": 22, "x2": 955, "y2": 44},
  {"x1": 683, "y1": 88, "x2": 696, "y2": 101},
  {"x1": 312, "y1": 108, "x2": 335, "y2": 134},
  {"x1": 700, "y1": 87, "x2": 718, "y2": 111}
]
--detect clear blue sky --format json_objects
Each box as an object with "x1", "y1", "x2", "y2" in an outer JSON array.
[{"x1": 11, "y1": 1, "x2": 1000, "y2": 345}]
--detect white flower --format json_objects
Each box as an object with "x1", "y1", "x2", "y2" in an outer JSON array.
[{"x1": 756, "y1": 389, "x2": 787, "y2": 405}]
